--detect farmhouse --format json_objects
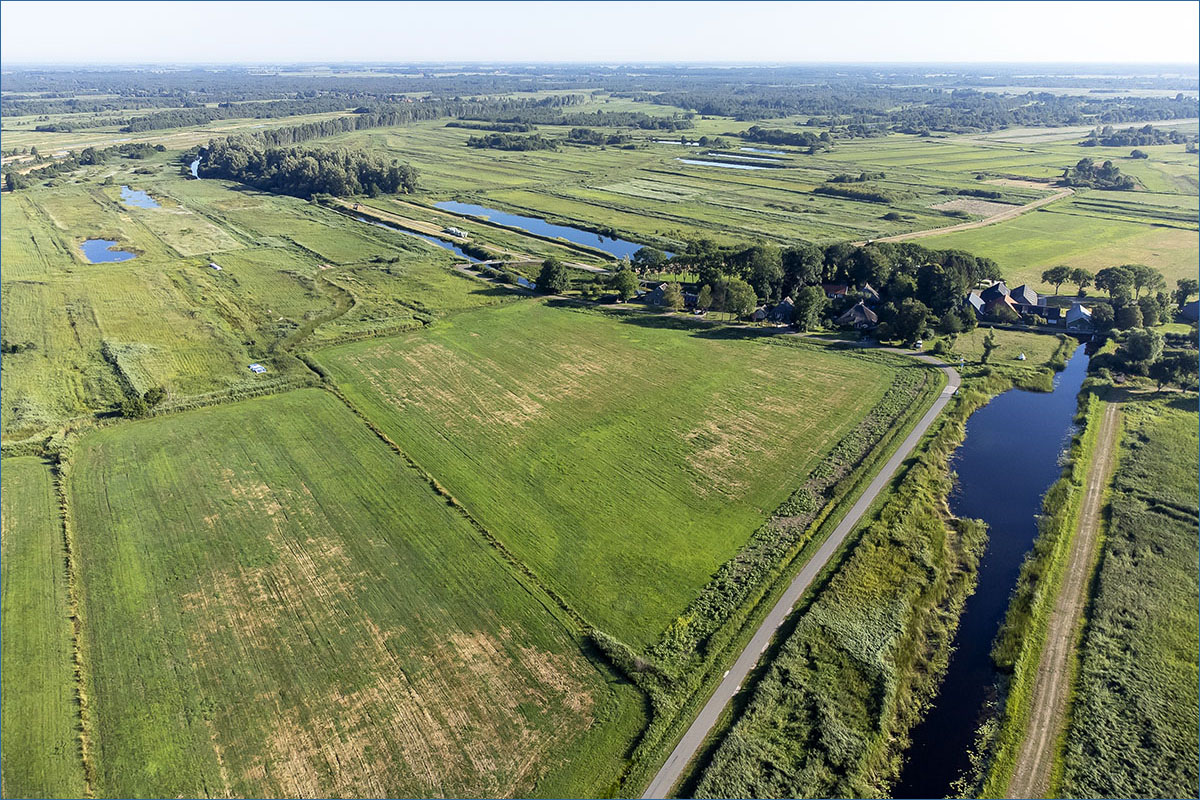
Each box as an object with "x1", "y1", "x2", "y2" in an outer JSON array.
[
  {"x1": 835, "y1": 301, "x2": 879, "y2": 329},
  {"x1": 965, "y1": 291, "x2": 986, "y2": 317},
  {"x1": 768, "y1": 297, "x2": 795, "y2": 323},
  {"x1": 1065, "y1": 302, "x2": 1094, "y2": 332},
  {"x1": 750, "y1": 305, "x2": 769, "y2": 322},
  {"x1": 859, "y1": 282, "x2": 881, "y2": 304},
  {"x1": 821, "y1": 283, "x2": 849, "y2": 299}
]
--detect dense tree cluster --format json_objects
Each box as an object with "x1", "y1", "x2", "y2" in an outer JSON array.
[
  {"x1": 200, "y1": 136, "x2": 417, "y2": 197},
  {"x1": 566, "y1": 127, "x2": 631, "y2": 145},
  {"x1": 1080, "y1": 124, "x2": 1195, "y2": 148},
  {"x1": 813, "y1": 184, "x2": 900, "y2": 203},
  {"x1": 737, "y1": 125, "x2": 832, "y2": 150},
  {"x1": 1061, "y1": 158, "x2": 1136, "y2": 190},
  {"x1": 466, "y1": 133, "x2": 557, "y2": 151},
  {"x1": 829, "y1": 171, "x2": 886, "y2": 183},
  {"x1": 661, "y1": 238, "x2": 998, "y2": 316}
]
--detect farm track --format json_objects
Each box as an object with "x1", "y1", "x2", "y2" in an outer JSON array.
[
  {"x1": 1006, "y1": 401, "x2": 1122, "y2": 799},
  {"x1": 642, "y1": 348, "x2": 960, "y2": 799},
  {"x1": 855, "y1": 186, "x2": 1074, "y2": 245}
]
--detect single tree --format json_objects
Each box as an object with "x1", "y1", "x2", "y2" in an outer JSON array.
[
  {"x1": 981, "y1": 330, "x2": 998, "y2": 364},
  {"x1": 1114, "y1": 300, "x2": 1143, "y2": 330},
  {"x1": 696, "y1": 284, "x2": 713, "y2": 312},
  {"x1": 661, "y1": 282, "x2": 684, "y2": 311},
  {"x1": 1149, "y1": 356, "x2": 1184, "y2": 391},
  {"x1": 1070, "y1": 267, "x2": 1094, "y2": 295},
  {"x1": 891, "y1": 297, "x2": 931, "y2": 343},
  {"x1": 610, "y1": 268, "x2": 639, "y2": 302},
  {"x1": 724, "y1": 277, "x2": 757, "y2": 320},
  {"x1": 1174, "y1": 278, "x2": 1199, "y2": 310},
  {"x1": 1117, "y1": 327, "x2": 1164, "y2": 371},
  {"x1": 792, "y1": 285, "x2": 828, "y2": 331},
  {"x1": 1095, "y1": 266, "x2": 1134, "y2": 299},
  {"x1": 631, "y1": 247, "x2": 667, "y2": 276},
  {"x1": 536, "y1": 258, "x2": 570, "y2": 295},
  {"x1": 1041, "y1": 265, "x2": 1073, "y2": 295},
  {"x1": 1091, "y1": 303, "x2": 1115, "y2": 331},
  {"x1": 1138, "y1": 294, "x2": 1161, "y2": 326}
]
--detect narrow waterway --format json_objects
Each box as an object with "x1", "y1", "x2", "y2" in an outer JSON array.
[
  {"x1": 894, "y1": 343, "x2": 1089, "y2": 799},
  {"x1": 433, "y1": 200, "x2": 667, "y2": 259},
  {"x1": 354, "y1": 216, "x2": 481, "y2": 262}
]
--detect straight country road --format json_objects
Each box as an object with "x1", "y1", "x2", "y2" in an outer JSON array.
[
  {"x1": 1006, "y1": 401, "x2": 1122, "y2": 799},
  {"x1": 642, "y1": 349, "x2": 961, "y2": 799}
]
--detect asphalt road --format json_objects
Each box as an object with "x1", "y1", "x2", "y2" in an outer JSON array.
[{"x1": 641, "y1": 349, "x2": 961, "y2": 799}]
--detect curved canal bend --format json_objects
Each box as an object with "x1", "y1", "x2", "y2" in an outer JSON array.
[{"x1": 894, "y1": 343, "x2": 1090, "y2": 798}]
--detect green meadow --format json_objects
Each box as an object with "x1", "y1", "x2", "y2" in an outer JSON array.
[{"x1": 317, "y1": 302, "x2": 896, "y2": 645}]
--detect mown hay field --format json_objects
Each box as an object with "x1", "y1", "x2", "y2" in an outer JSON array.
[
  {"x1": 1060, "y1": 397, "x2": 1199, "y2": 798},
  {"x1": 316, "y1": 302, "x2": 896, "y2": 645},
  {"x1": 1, "y1": 457, "x2": 87, "y2": 799},
  {"x1": 68, "y1": 388, "x2": 641, "y2": 798}
]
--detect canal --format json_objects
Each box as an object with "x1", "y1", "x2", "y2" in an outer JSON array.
[{"x1": 894, "y1": 343, "x2": 1090, "y2": 798}]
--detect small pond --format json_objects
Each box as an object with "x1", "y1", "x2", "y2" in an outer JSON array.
[
  {"x1": 80, "y1": 239, "x2": 136, "y2": 263},
  {"x1": 190, "y1": 158, "x2": 201, "y2": 178},
  {"x1": 120, "y1": 186, "x2": 160, "y2": 209},
  {"x1": 433, "y1": 201, "x2": 667, "y2": 260},
  {"x1": 676, "y1": 158, "x2": 774, "y2": 171},
  {"x1": 740, "y1": 146, "x2": 786, "y2": 155}
]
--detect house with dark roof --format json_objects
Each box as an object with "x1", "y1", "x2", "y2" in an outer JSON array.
[
  {"x1": 859, "y1": 282, "x2": 881, "y2": 304},
  {"x1": 979, "y1": 281, "x2": 1010, "y2": 305},
  {"x1": 767, "y1": 297, "x2": 795, "y2": 323},
  {"x1": 835, "y1": 301, "x2": 878, "y2": 329},
  {"x1": 1065, "y1": 302, "x2": 1093, "y2": 332},
  {"x1": 965, "y1": 291, "x2": 986, "y2": 318},
  {"x1": 645, "y1": 283, "x2": 670, "y2": 305}
]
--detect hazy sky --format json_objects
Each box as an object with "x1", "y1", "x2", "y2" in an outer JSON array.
[{"x1": 2, "y1": 1, "x2": 1197, "y2": 65}]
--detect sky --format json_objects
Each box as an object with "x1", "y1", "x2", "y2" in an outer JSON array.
[{"x1": 1, "y1": 1, "x2": 1197, "y2": 66}]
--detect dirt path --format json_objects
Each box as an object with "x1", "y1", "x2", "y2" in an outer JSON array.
[
  {"x1": 1006, "y1": 401, "x2": 1122, "y2": 799},
  {"x1": 854, "y1": 186, "x2": 1073, "y2": 246}
]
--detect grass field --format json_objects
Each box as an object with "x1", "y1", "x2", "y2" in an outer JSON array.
[
  {"x1": 67, "y1": 388, "x2": 642, "y2": 798},
  {"x1": 916, "y1": 205, "x2": 1199, "y2": 289},
  {"x1": 1058, "y1": 396, "x2": 1199, "y2": 798},
  {"x1": 316, "y1": 302, "x2": 896, "y2": 645},
  {"x1": 1, "y1": 457, "x2": 87, "y2": 799}
]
